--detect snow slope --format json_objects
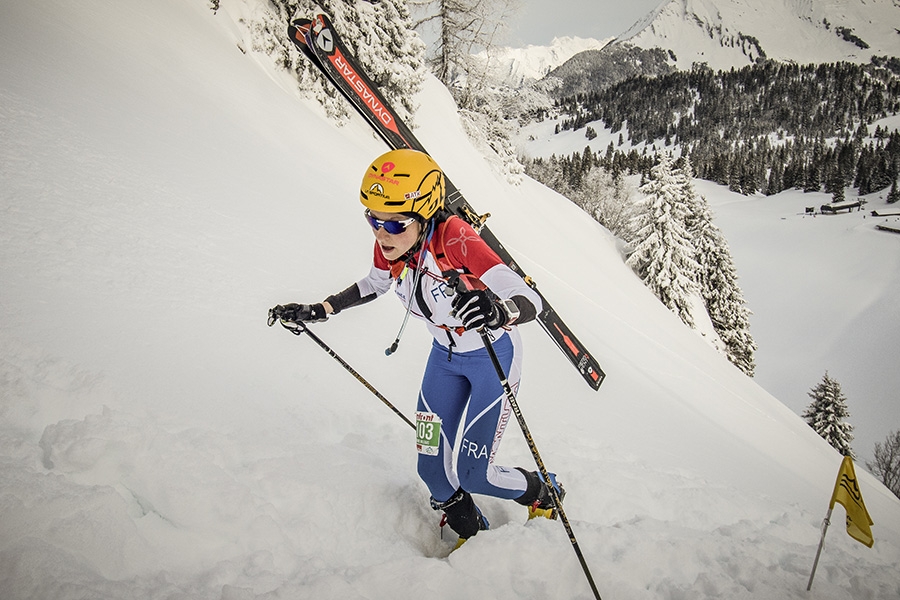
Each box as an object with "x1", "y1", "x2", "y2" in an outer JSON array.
[
  {"x1": 704, "y1": 182, "x2": 900, "y2": 467},
  {"x1": 515, "y1": 113, "x2": 900, "y2": 462},
  {"x1": 1, "y1": 1, "x2": 900, "y2": 599},
  {"x1": 617, "y1": 0, "x2": 900, "y2": 71}
]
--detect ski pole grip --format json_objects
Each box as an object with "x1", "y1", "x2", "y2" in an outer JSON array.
[{"x1": 443, "y1": 271, "x2": 461, "y2": 296}]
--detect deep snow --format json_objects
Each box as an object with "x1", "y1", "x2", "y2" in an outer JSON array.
[{"x1": 1, "y1": 1, "x2": 899, "y2": 599}]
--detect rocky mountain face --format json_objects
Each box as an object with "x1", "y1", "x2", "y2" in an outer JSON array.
[
  {"x1": 542, "y1": 0, "x2": 900, "y2": 96},
  {"x1": 543, "y1": 43, "x2": 675, "y2": 98},
  {"x1": 621, "y1": 0, "x2": 900, "y2": 70}
]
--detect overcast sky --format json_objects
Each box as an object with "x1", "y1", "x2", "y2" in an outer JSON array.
[{"x1": 509, "y1": 0, "x2": 664, "y2": 46}]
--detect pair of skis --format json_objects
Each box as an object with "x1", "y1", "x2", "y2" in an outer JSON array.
[{"x1": 287, "y1": 13, "x2": 605, "y2": 392}]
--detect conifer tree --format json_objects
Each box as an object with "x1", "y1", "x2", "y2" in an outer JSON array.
[
  {"x1": 888, "y1": 177, "x2": 900, "y2": 204},
  {"x1": 326, "y1": 0, "x2": 426, "y2": 121},
  {"x1": 802, "y1": 372, "x2": 854, "y2": 456},
  {"x1": 545, "y1": 60, "x2": 900, "y2": 199},
  {"x1": 263, "y1": 0, "x2": 425, "y2": 124},
  {"x1": 676, "y1": 158, "x2": 756, "y2": 376},
  {"x1": 626, "y1": 153, "x2": 700, "y2": 327}
]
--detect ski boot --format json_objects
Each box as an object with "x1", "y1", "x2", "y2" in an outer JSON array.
[
  {"x1": 431, "y1": 488, "x2": 490, "y2": 549},
  {"x1": 515, "y1": 468, "x2": 566, "y2": 520}
]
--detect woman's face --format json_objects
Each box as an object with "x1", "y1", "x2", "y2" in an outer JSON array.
[{"x1": 368, "y1": 210, "x2": 423, "y2": 261}]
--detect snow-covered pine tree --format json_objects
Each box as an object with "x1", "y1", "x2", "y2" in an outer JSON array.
[
  {"x1": 802, "y1": 371, "x2": 854, "y2": 456},
  {"x1": 889, "y1": 177, "x2": 900, "y2": 204},
  {"x1": 626, "y1": 152, "x2": 700, "y2": 328},
  {"x1": 333, "y1": 0, "x2": 426, "y2": 124},
  {"x1": 696, "y1": 224, "x2": 757, "y2": 376},
  {"x1": 676, "y1": 158, "x2": 757, "y2": 376},
  {"x1": 253, "y1": 0, "x2": 425, "y2": 126}
]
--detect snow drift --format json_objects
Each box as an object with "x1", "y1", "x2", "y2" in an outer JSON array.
[{"x1": 1, "y1": 1, "x2": 899, "y2": 599}]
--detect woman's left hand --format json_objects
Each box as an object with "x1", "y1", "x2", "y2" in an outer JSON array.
[{"x1": 450, "y1": 289, "x2": 505, "y2": 330}]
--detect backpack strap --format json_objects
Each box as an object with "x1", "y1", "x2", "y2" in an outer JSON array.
[{"x1": 432, "y1": 216, "x2": 472, "y2": 280}]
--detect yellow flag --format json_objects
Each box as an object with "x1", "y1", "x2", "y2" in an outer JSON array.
[{"x1": 829, "y1": 456, "x2": 874, "y2": 548}]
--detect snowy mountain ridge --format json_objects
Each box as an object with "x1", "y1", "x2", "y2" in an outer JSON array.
[
  {"x1": 475, "y1": 35, "x2": 611, "y2": 87},
  {"x1": 616, "y1": 0, "x2": 900, "y2": 71}
]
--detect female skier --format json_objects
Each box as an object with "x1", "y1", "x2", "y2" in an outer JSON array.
[{"x1": 270, "y1": 149, "x2": 562, "y2": 547}]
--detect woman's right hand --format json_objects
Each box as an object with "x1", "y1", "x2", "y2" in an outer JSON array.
[{"x1": 268, "y1": 303, "x2": 328, "y2": 325}]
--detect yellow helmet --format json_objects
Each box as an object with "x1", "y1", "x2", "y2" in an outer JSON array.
[{"x1": 360, "y1": 149, "x2": 445, "y2": 220}]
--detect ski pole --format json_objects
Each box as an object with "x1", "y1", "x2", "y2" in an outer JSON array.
[
  {"x1": 270, "y1": 316, "x2": 415, "y2": 430},
  {"x1": 444, "y1": 273, "x2": 602, "y2": 598},
  {"x1": 478, "y1": 328, "x2": 603, "y2": 600}
]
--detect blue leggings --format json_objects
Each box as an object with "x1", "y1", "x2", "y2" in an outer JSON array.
[{"x1": 416, "y1": 332, "x2": 528, "y2": 503}]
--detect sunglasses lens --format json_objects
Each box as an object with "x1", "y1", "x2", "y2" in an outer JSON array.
[
  {"x1": 365, "y1": 211, "x2": 412, "y2": 234},
  {"x1": 382, "y1": 220, "x2": 408, "y2": 234}
]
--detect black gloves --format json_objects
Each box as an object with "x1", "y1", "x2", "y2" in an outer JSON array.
[
  {"x1": 450, "y1": 289, "x2": 506, "y2": 331},
  {"x1": 268, "y1": 303, "x2": 328, "y2": 325}
]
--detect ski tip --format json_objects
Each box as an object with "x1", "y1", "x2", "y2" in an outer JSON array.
[
  {"x1": 287, "y1": 18, "x2": 312, "y2": 45},
  {"x1": 288, "y1": 18, "x2": 313, "y2": 31}
]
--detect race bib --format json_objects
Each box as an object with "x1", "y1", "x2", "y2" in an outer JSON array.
[{"x1": 416, "y1": 411, "x2": 442, "y2": 456}]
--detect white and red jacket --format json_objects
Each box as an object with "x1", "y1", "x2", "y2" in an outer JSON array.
[{"x1": 354, "y1": 216, "x2": 542, "y2": 353}]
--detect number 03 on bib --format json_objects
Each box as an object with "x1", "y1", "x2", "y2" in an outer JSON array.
[{"x1": 416, "y1": 412, "x2": 442, "y2": 456}]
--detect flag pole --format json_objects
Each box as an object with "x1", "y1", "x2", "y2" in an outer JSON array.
[{"x1": 807, "y1": 507, "x2": 833, "y2": 591}]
